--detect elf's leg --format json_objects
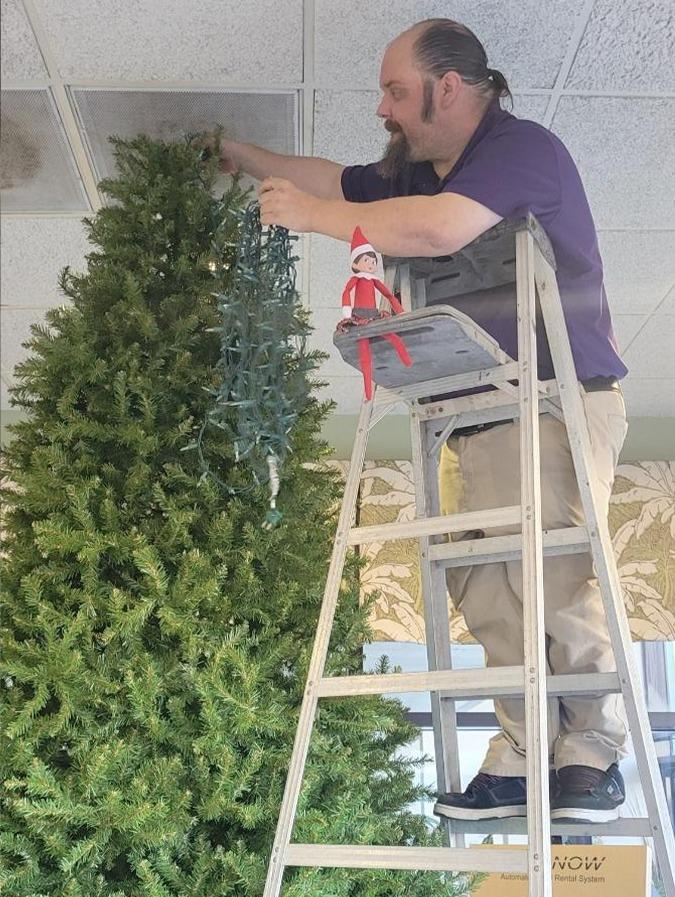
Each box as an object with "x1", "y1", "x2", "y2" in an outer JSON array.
[
  {"x1": 383, "y1": 332, "x2": 412, "y2": 367},
  {"x1": 357, "y1": 338, "x2": 373, "y2": 400}
]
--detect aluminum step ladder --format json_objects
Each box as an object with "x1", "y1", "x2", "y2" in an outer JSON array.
[{"x1": 263, "y1": 216, "x2": 675, "y2": 897}]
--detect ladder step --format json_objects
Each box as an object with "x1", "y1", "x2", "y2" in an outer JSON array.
[
  {"x1": 286, "y1": 843, "x2": 527, "y2": 873},
  {"x1": 373, "y1": 360, "x2": 519, "y2": 405},
  {"x1": 347, "y1": 505, "x2": 521, "y2": 546},
  {"x1": 444, "y1": 817, "x2": 654, "y2": 838},
  {"x1": 429, "y1": 526, "x2": 589, "y2": 567},
  {"x1": 317, "y1": 667, "x2": 621, "y2": 699}
]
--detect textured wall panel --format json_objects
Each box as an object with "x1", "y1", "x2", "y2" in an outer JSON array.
[
  {"x1": 33, "y1": 0, "x2": 303, "y2": 83},
  {"x1": 309, "y1": 233, "x2": 347, "y2": 310},
  {"x1": 551, "y1": 97, "x2": 675, "y2": 229},
  {"x1": 622, "y1": 315, "x2": 675, "y2": 380},
  {"x1": 661, "y1": 286, "x2": 675, "y2": 314},
  {"x1": 598, "y1": 231, "x2": 675, "y2": 315},
  {"x1": 1, "y1": 0, "x2": 47, "y2": 82},
  {"x1": 314, "y1": 0, "x2": 579, "y2": 90},
  {"x1": 0, "y1": 307, "x2": 50, "y2": 391},
  {"x1": 622, "y1": 379, "x2": 675, "y2": 417},
  {"x1": 307, "y1": 305, "x2": 354, "y2": 378},
  {"x1": 566, "y1": 0, "x2": 675, "y2": 91},
  {"x1": 315, "y1": 376, "x2": 366, "y2": 415},
  {"x1": 1, "y1": 217, "x2": 90, "y2": 308},
  {"x1": 314, "y1": 90, "x2": 386, "y2": 167},
  {"x1": 611, "y1": 315, "x2": 649, "y2": 353}
]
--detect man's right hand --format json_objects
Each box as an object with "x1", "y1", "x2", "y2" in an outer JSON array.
[
  {"x1": 197, "y1": 134, "x2": 241, "y2": 174},
  {"x1": 194, "y1": 135, "x2": 345, "y2": 200}
]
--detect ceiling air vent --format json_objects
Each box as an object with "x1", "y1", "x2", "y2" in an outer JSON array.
[
  {"x1": 69, "y1": 88, "x2": 299, "y2": 197},
  {"x1": 0, "y1": 89, "x2": 90, "y2": 212}
]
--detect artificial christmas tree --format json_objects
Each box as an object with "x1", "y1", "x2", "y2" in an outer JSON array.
[{"x1": 0, "y1": 134, "x2": 474, "y2": 896}]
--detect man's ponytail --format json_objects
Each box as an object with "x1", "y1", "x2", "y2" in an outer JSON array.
[{"x1": 413, "y1": 20, "x2": 513, "y2": 108}]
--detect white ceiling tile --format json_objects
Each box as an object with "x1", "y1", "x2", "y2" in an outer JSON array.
[
  {"x1": 622, "y1": 315, "x2": 675, "y2": 379},
  {"x1": 611, "y1": 315, "x2": 648, "y2": 354},
  {"x1": 1, "y1": 307, "x2": 50, "y2": 385},
  {"x1": 550, "y1": 97, "x2": 675, "y2": 229},
  {"x1": 314, "y1": 1, "x2": 580, "y2": 90},
  {"x1": 33, "y1": 0, "x2": 303, "y2": 82},
  {"x1": 509, "y1": 94, "x2": 550, "y2": 125},
  {"x1": 621, "y1": 378, "x2": 675, "y2": 418},
  {"x1": 1, "y1": 217, "x2": 90, "y2": 309},
  {"x1": 0, "y1": 0, "x2": 48, "y2": 81},
  {"x1": 660, "y1": 285, "x2": 675, "y2": 314},
  {"x1": 566, "y1": 0, "x2": 675, "y2": 91},
  {"x1": 598, "y1": 231, "x2": 675, "y2": 315},
  {"x1": 313, "y1": 90, "x2": 385, "y2": 166}
]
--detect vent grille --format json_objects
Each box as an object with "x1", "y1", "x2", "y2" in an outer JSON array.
[
  {"x1": 0, "y1": 89, "x2": 90, "y2": 212},
  {"x1": 70, "y1": 88, "x2": 299, "y2": 193}
]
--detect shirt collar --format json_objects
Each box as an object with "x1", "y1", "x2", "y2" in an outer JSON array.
[
  {"x1": 394, "y1": 100, "x2": 510, "y2": 195},
  {"x1": 439, "y1": 99, "x2": 507, "y2": 186}
]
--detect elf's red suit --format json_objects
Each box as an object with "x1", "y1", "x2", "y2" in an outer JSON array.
[{"x1": 339, "y1": 227, "x2": 412, "y2": 400}]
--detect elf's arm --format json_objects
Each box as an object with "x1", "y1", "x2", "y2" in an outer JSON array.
[
  {"x1": 374, "y1": 279, "x2": 404, "y2": 315},
  {"x1": 341, "y1": 277, "x2": 357, "y2": 319}
]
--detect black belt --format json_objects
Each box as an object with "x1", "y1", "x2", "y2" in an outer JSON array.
[
  {"x1": 451, "y1": 377, "x2": 620, "y2": 438},
  {"x1": 581, "y1": 375, "x2": 621, "y2": 393}
]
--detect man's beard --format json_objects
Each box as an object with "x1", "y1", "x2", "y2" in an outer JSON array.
[
  {"x1": 377, "y1": 83, "x2": 436, "y2": 179},
  {"x1": 376, "y1": 123, "x2": 412, "y2": 180}
]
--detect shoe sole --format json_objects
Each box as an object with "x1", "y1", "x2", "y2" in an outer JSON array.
[
  {"x1": 550, "y1": 806, "x2": 620, "y2": 823},
  {"x1": 433, "y1": 802, "x2": 527, "y2": 821}
]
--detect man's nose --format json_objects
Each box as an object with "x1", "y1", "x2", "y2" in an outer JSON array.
[{"x1": 376, "y1": 97, "x2": 389, "y2": 119}]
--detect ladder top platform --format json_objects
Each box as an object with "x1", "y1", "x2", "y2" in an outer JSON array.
[
  {"x1": 383, "y1": 213, "x2": 556, "y2": 300},
  {"x1": 333, "y1": 306, "x2": 512, "y2": 391}
]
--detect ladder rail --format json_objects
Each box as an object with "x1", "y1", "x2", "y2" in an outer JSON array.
[
  {"x1": 516, "y1": 229, "x2": 552, "y2": 897},
  {"x1": 534, "y1": 248, "x2": 675, "y2": 897},
  {"x1": 410, "y1": 412, "x2": 463, "y2": 817},
  {"x1": 401, "y1": 257, "x2": 464, "y2": 843},
  {"x1": 262, "y1": 398, "x2": 375, "y2": 897}
]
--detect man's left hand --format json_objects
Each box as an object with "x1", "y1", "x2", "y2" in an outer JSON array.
[{"x1": 258, "y1": 177, "x2": 319, "y2": 232}]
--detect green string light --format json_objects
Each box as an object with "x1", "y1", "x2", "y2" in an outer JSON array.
[{"x1": 198, "y1": 201, "x2": 317, "y2": 527}]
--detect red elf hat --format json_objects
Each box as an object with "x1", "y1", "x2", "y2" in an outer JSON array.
[{"x1": 350, "y1": 226, "x2": 376, "y2": 263}]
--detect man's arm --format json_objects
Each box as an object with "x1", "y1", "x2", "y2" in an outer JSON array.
[
  {"x1": 215, "y1": 138, "x2": 345, "y2": 200},
  {"x1": 258, "y1": 178, "x2": 503, "y2": 257}
]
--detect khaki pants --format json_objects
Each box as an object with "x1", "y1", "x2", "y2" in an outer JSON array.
[{"x1": 442, "y1": 387, "x2": 629, "y2": 776}]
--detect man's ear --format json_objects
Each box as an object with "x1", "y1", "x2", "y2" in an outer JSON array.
[{"x1": 437, "y1": 70, "x2": 463, "y2": 109}]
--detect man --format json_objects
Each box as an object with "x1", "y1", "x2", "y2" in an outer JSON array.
[{"x1": 206, "y1": 19, "x2": 629, "y2": 823}]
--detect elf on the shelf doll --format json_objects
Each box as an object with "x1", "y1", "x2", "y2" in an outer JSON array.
[{"x1": 337, "y1": 226, "x2": 412, "y2": 400}]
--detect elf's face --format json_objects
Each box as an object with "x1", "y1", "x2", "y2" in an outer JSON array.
[{"x1": 354, "y1": 254, "x2": 377, "y2": 273}]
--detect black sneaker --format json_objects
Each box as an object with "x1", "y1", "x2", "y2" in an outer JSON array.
[
  {"x1": 434, "y1": 769, "x2": 560, "y2": 822},
  {"x1": 433, "y1": 773, "x2": 528, "y2": 820},
  {"x1": 551, "y1": 763, "x2": 625, "y2": 822}
]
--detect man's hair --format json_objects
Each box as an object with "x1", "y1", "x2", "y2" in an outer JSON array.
[{"x1": 412, "y1": 19, "x2": 512, "y2": 120}]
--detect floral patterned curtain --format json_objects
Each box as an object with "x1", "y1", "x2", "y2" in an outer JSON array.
[{"x1": 348, "y1": 459, "x2": 675, "y2": 643}]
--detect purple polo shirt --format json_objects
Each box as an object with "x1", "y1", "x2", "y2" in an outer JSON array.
[{"x1": 341, "y1": 100, "x2": 627, "y2": 383}]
